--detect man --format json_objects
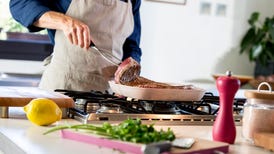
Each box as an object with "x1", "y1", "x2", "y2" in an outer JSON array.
[{"x1": 9, "y1": 0, "x2": 142, "y2": 92}]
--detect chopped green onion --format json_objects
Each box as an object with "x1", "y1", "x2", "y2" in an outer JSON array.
[{"x1": 43, "y1": 119, "x2": 175, "y2": 144}]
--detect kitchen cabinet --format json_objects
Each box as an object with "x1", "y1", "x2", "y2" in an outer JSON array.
[
  {"x1": 0, "y1": 37, "x2": 50, "y2": 79},
  {"x1": 0, "y1": 117, "x2": 273, "y2": 154},
  {"x1": 0, "y1": 73, "x2": 41, "y2": 87},
  {"x1": 0, "y1": 39, "x2": 52, "y2": 61}
]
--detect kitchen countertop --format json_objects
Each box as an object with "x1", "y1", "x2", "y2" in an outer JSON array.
[
  {"x1": 0, "y1": 116, "x2": 273, "y2": 154},
  {"x1": 0, "y1": 83, "x2": 270, "y2": 154}
]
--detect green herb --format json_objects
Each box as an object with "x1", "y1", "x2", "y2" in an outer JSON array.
[{"x1": 43, "y1": 119, "x2": 175, "y2": 144}]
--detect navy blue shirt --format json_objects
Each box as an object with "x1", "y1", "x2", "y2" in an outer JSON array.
[{"x1": 9, "y1": 0, "x2": 142, "y2": 63}]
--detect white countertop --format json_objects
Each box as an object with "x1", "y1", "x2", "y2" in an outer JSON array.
[
  {"x1": 0, "y1": 84, "x2": 270, "y2": 154},
  {"x1": 0, "y1": 116, "x2": 273, "y2": 154}
]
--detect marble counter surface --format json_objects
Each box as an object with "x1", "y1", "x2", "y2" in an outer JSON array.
[{"x1": 0, "y1": 117, "x2": 273, "y2": 154}]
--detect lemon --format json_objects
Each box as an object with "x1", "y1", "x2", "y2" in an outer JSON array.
[{"x1": 24, "y1": 98, "x2": 62, "y2": 126}]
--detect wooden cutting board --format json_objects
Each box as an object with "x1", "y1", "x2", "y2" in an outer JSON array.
[
  {"x1": 254, "y1": 132, "x2": 274, "y2": 151},
  {"x1": 61, "y1": 129, "x2": 229, "y2": 154},
  {"x1": 0, "y1": 86, "x2": 74, "y2": 108}
]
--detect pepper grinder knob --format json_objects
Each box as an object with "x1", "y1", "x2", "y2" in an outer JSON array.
[
  {"x1": 212, "y1": 70, "x2": 240, "y2": 144},
  {"x1": 226, "y1": 70, "x2": 232, "y2": 77}
]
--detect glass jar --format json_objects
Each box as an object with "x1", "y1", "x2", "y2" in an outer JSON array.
[{"x1": 242, "y1": 82, "x2": 274, "y2": 143}]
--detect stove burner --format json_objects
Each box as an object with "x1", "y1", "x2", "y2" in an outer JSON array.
[
  {"x1": 96, "y1": 104, "x2": 123, "y2": 114},
  {"x1": 87, "y1": 103, "x2": 101, "y2": 113},
  {"x1": 151, "y1": 102, "x2": 180, "y2": 114},
  {"x1": 75, "y1": 99, "x2": 85, "y2": 111},
  {"x1": 75, "y1": 99, "x2": 100, "y2": 113}
]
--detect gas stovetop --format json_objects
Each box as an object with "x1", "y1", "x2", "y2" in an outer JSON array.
[{"x1": 56, "y1": 89, "x2": 246, "y2": 125}]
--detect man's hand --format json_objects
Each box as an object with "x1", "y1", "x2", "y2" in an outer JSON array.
[
  {"x1": 34, "y1": 11, "x2": 91, "y2": 50},
  {"x1": 62, "y1": 16, "x2": 90, "y2": 50}
]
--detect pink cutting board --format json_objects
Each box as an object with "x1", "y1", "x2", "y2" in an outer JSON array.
[{"x1": 61, "y1": 130, "x2": 229, "y2": 154}]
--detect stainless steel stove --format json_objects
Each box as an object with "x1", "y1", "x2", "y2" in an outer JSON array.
[{"x1": 55, "y1": 89, "x2": 246, "y2": 126}]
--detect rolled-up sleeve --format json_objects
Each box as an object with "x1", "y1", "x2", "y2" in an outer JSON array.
[
  {"x1": 123, "y1": 0, "x2": 142, "y2": 63},
  {"x1": 9, "y1": 0, "x2": 51, "y2": 32}
]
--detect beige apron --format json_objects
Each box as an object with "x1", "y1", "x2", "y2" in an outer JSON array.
[{"x1": 39, "y1": 0, "x2": 134, "y2": 92}]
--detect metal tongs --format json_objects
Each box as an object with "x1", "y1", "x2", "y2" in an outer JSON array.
[{"x1": 90, "y1": 42, "x2": 121, "y2": 66}]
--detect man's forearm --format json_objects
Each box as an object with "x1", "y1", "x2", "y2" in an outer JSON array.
[
  {"x1": 33, "y1": 11, "x2": 71, "y2": 31},
  {"x1": 34, "y1": 11, "x2": 91, "y2": 49}
]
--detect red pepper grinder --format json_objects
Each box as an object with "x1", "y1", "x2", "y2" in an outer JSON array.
[{"x1": 212, "y1": 71, "x2": 240, "y2": 144}]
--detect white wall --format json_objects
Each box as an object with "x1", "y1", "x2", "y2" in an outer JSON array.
[
  {"x1": 1, "y1": 0, "x2": 274, "y2": 83},
  {"x1": 139, "y1": 0, "x2": 274, "y2": 84}
]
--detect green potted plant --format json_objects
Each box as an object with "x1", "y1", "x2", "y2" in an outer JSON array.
[
  {"x1": 2, "y1": 17, "x2": 28, "y2": 33},
  {"x1": 1, "y1": 17, "x2": 48, "y2": 41},
  {"x1": 240, "y1": 12, "x2": 274, "y2": 77}
]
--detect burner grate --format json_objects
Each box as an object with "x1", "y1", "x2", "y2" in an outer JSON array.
[{"x1": 56, "y1": 89, "x2": 246, "y2": 125}]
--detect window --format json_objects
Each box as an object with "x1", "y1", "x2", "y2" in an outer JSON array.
[
  {"x1": 0, "y1": 0, "x2": 47, "y2": 36},
  {"x1": 0, "y1": 0, "x2": 11, "y2": 31},
  {"x1": 0, "y1": 0, "x2": 52, "y2": 61}
]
